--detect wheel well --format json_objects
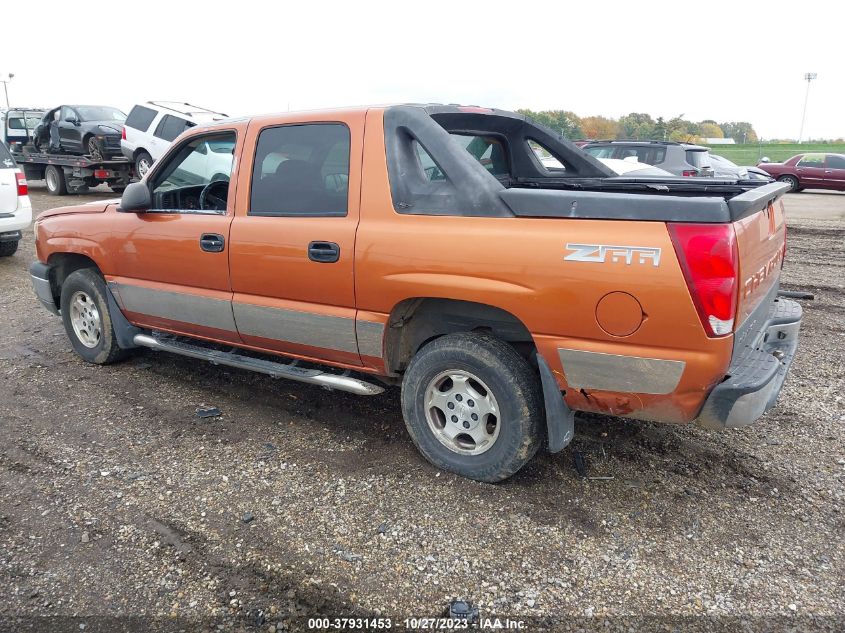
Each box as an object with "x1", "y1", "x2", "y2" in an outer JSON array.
[
  {"x1": 384, "y1": 298, "x2": 534, "y2": 374},
  {"x1": 46, "y1": 253, "x2": 100, "y2": 305},
  {"x1": 134, "y1": 148, "x2": 150, "y2": 161}
]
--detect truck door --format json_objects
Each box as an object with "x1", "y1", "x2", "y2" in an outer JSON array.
[
  {"x1": 107, "y1": 125, "x2": 247, "y2": 344},
  {"x1": 228, "y1": 112, "x2": 364, "y2": 367}
]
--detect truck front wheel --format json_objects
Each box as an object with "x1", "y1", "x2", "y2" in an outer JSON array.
[
  {"x1": 401, "y1": 332, "x2": 543, "y2": 482},
  {"x1": 60, "y1": 269, "x2": 127, "y2": 365},
  {"x1": 45, "y1": 165, "x2": 67, "y2": 195}
]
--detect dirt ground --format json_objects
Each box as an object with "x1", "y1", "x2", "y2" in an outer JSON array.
[{"x1": 1, "y1": 184, "x2": 843, "y2": 632}]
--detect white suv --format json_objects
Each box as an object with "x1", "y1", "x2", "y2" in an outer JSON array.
[
  {"x1": 120, "y1": 101, "x2": 227, "y2": 178},
  {"x1": 0, "y1": 142, "x2": 32, "y2": 257}
]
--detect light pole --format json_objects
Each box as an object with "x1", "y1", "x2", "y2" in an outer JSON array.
[
  {"x1": 0, "y1": 73, "x2": 13, "y2": 108},
  {"x1": 798, "y1": 72, "x2": 817, "y2": 144}
]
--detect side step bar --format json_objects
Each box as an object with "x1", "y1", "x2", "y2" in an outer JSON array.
[{"x1": 133, "y1": 334, "x2": 385, "y2": 396}]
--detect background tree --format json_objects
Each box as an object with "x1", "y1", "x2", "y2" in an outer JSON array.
[
  {"x1": 517, "y1": 109, "x2": 583, "y2": 139},
  {"x1": 617, "y1": 113, "x2": 656, "y2": 139},
  {"x1": 653, "y1": 116, "x2": 668, "y2": 140},
  {"x1": 719, "y1": 121, "x2": 758, "y2": 144},
  {"x1": 698, "y1": 122, "x2": 724, "y2": 139},
  {"x1": 580, "y1": 115, "x2": 620, "y2": 140}
]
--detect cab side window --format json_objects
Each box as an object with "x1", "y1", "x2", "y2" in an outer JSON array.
[
  {"x1": 149, "y1": 132, "x2": 236, "y2": 213},
  {"x1": 249, "y1": 123, "x2": 350, "y2": 217}
]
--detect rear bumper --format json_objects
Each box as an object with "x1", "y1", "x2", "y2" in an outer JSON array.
[{"x1": 696, "y1": 296, "x2": 802, "y2": 430}]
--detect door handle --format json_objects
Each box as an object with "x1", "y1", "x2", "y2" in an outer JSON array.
[
  {"x1": 200, "y1": 233, "x2": 225, "y2": 253},
  {"x1": 308, "y1": 241, "x2": 340, "y2": 263}
]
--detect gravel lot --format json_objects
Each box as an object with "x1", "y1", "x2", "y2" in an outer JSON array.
[{"x1": 1, "y1": 184, "x2": 843, "y2": 632}]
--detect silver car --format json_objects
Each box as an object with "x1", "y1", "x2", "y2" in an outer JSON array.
[{"x1": 582, "y1": 140, "x2": 715, "y2": 177}]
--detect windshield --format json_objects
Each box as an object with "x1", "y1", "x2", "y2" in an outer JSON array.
[{"x1": 75, "y1": 106, "x2": 126, "y2": 122}]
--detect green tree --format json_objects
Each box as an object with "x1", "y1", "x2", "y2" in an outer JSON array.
[
  {"x1": 517, "y1": 109, "x2": 583, "y2": 139},
  {"x1": 719, "y1": 122, "x2": 758, "y2": 144},
  {"x1": 617, "y1": 112, "x2": 656, "y2": 139},
  {"x1": 699, "y1": 122, "x2": 724, "y2": 139}
]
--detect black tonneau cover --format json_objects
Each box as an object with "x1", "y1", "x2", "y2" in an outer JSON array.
[{"x1": 500, "y1": 181, "x2": 790, "y2": 224}]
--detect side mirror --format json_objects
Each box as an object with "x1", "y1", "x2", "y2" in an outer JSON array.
[
  {"x1": 118, "y1": 181, "x2": 152, "y2": 213},
  {"x1": 759, "y1": 156, "x2": 770, "y2": 163},
  {"x1": 64, "y1": 117, "x2": 78, "y2": 125}
]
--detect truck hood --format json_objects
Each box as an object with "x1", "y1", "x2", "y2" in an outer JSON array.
[{"x1": 37, "y1": 199, "x2": 116, "y2": 220}]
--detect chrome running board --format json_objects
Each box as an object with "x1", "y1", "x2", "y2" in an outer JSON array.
[{"x1": 133, "y1": 333, "x2": 385, "y2": 396}]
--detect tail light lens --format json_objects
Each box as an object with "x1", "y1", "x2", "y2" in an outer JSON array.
[
  {"x1": 682, "y1": 169, "x2": 698, "y2": 177},
  {"x1": 668, "y1": 223, "x2": 738, "y2": 337},
  {"x1": 15, "y1": 172, "x2": 28, "y2": 196},
  {"x1": 121, "y1": 126, "x2": 126, "y2": 140}
]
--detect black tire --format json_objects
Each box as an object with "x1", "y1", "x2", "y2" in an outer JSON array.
[
  {"x1": 135, "y1": 151, "x2": 153, "y2": 179},
  {"x1": 778, "y1": 175, "x2": 800, "y2": 192},
  {"x1": 401, "y1": 333, "x2": 544, "y2": 482},
  {"x1": 60, "y1": 268, "x2": 127, "y2": 365},
  {"x1": 45, "y1": 165, "x2": 67, "y2": 196},
  {"x1": 0, "y1": 240, "x2": 19, "y2": 257},
  {"x1": 85, "y1": 135, "x2": 104, "y2": 161},
  {"x1": 110, "y1": 185, "x2": 126, "y2": 194}
]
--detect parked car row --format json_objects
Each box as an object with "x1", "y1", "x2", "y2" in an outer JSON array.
[{"x1": 12, "y1": 101, "x2": 226, "y2": 177}]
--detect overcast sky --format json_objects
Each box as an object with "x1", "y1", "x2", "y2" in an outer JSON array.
[{"x1": 5, "y1": 0, "x2": 843, "y2": 140}]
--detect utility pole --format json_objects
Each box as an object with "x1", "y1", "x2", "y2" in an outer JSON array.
[
  {"x1": 1, "y1": 73, "x2": 13, "y2": 108},
  {"x1": 798, "y1": 72, "x2": 817, "y2": 144}
]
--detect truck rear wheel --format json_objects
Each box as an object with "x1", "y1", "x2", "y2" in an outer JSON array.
[
  {"x1": 401, "y1": 332, "x2": 543, "y2": 482},
  {"x1": 45, "y1": 165, "x2": 67, "y2": 196},
  {"x1": 60, "y1": 269, "x2": 127, "y2": 365}
]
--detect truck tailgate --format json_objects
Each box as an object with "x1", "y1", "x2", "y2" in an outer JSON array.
[{"x1": 732, "y1": 193, "x2": 788, "y2": 328}]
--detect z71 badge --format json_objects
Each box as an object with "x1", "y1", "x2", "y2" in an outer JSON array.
[{"x1": 564, "y1": 243, "x2": 662, "y2": 266}]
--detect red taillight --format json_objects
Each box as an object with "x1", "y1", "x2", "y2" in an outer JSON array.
[
  {"x1": 668, "y1": 223, "x2": 738, "y2": 337},
  {"x1": 121, "y1": 126, "x2": 126, "y2": 140},
  {"x1": 15, "y1": 172, "x2": 28, "y2": 196},
  {"x1": 682, "y1": 169, "x2": 698, "y2": 177}
]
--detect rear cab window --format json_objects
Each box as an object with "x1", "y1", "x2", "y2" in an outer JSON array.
[{"x1": 125, "y1": 105, "x2": 158, "y2": 132}]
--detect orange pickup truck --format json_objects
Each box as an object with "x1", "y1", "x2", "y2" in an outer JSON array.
[{"x1": 30, "y1": 105, "x2": 802, "y2": 481}]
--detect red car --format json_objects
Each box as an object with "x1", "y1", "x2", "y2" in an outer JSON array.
[{"x1": 758, "y1": 153, "x2": 845, "y2": 192}]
